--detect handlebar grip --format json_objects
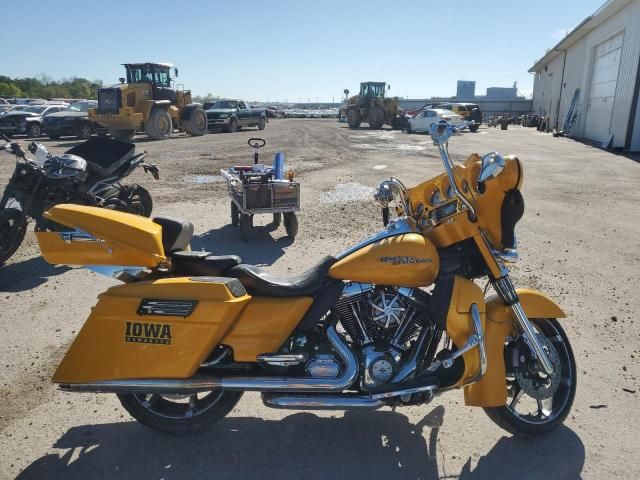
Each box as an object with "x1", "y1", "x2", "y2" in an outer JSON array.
[{"x1": 382, "y1": 207, "x2": 389, "y2": 227}]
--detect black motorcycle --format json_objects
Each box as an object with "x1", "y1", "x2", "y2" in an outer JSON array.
[{"x1": 0, "y1": 134, "x2": 159, "y2": 264}]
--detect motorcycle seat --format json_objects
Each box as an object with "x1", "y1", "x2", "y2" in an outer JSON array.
[
  {"x1": 227, "y1": 256, "x2": 337, "y2": 297},
  {"x1": 153, "y1": 216, "x2": 194, "y2": 254},
  {"x1": 171, "y1": 250, "x2": 242, "y2": 276}
]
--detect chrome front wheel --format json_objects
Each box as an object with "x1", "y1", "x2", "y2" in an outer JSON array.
[
  {"x1": 118, "y1": 390, "x2": 242, "y2": 435},
  {"x1": 484, "y1": 318, "x2": 576, "y2": 436}
]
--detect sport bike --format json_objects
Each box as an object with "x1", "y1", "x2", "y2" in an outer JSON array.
[
  {"x1": 34, "y1": 120, "x2": 576, "y2": 436},
  {"x1": 0, "y1": 134, "x2": 159, "y2": 264}
]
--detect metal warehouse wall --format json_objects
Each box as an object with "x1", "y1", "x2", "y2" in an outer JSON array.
[
  {"x1": 533, "y1": 0, "x2": 640, "y2": 149},
  {"x1": 532, "y1": 53, "x2": 565, "y2": 126}
]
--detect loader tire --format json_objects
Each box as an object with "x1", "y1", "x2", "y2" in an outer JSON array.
[
  {"x1": 183, "y1": 108, "x2": 208, "y2": 136},
  {"x1": 368, "y1": 107, "x2": 385, "y2": 129},
  {"x1": 146, "y1": 109, "x2": 172, "y2": 140},
  {"x1": 347, "y1": 109, "x2": 361, "y2": 128}
]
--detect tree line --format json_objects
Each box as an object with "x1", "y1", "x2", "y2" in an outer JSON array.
[{"x1": 0, "y1": 75, "x2": 103, "y2": 100}]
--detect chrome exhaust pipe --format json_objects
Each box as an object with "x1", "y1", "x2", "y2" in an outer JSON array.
[
  {"x1": 262, "y1": 393, "x2": 383, "y2": 410},
  {"x1": 59, "y1": 326, "x2": 358, "y2": 394}
]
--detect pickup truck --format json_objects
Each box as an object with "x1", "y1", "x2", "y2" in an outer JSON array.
[{"x1": 205, "y1": 99, "x2": 267, "y2": 133}]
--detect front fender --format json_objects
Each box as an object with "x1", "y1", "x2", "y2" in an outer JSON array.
[{"x1": 463, "y1": 289, "x2": 566, "y2": 407}]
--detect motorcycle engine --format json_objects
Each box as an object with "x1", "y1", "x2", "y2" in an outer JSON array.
[{"x1": 333, "y1": 283, "x2": 431, "y2": 388}]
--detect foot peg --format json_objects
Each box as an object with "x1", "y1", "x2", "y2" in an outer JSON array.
[{"x1": 256, "y1": 353, "x2": 307, "y2": 367}]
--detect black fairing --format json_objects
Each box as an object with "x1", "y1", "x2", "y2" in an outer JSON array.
[{"x1": 501, "y1": 189, "x2": 524, "y2": 249}]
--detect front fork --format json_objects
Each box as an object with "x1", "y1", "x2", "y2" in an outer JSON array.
[
  {"x1": 493, "y1": 276, "x2": 554, "y2": 375},
  {"x1": 474, "y1": 233, "x2": 555, "y2": 376}
]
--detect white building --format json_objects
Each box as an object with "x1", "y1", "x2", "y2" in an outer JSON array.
[{"x1": 529, "y1": 0, "x2": 640, "y2": 151}]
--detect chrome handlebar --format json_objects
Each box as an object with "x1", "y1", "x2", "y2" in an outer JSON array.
[{"x1": 430, "y1": 121, "x2": 477, "y2": 221}]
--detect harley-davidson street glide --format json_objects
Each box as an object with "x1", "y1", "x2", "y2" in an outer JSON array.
[{"x1": 34, "y1": 120, "x2": 576, "y2": 436}]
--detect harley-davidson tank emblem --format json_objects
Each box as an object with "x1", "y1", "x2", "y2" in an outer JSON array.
[
  {"x1": 379, "y1": 256, "x2": 433, "y2": 265},
  {"x1": 125, "y1": 321, "x2": 172, "y2": 345}
]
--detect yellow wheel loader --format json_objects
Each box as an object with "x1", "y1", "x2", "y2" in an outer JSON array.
[
  {"x1": 341, "y1": 82, "x2": 407, "y2": 130},
  {"x1": 89, "y1": 63, "x2": 208, "y2": 141}
]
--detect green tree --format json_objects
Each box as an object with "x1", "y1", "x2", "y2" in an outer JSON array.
[{"x1": 0, "y1": 82, "x2": 22, "y2": 97}]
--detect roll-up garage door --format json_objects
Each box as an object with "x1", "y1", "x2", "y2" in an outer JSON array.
[{"x1": 585, "y1": 32, "x2": 624, "y2": 143}]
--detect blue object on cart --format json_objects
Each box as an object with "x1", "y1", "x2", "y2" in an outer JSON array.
[{"x1": 273, "y1": 152, "x2": 285, "y2": 180}]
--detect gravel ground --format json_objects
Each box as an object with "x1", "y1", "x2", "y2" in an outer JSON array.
[{"x1": 0, "y1": 120, "x2": 639, "y2": 479}]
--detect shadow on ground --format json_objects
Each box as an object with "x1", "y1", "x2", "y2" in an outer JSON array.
[
  {"x1": 191, "y1": 223, "x2": 293, "y2": 266},
  {"x1": 17, "y1": 407, "x2": 584, "y2": 480},
  {"x1": 0, "y1": 256, "x2": 69, "y2": 292}
]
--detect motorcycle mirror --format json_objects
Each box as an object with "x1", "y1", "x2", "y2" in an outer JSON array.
[
  {"x1": 344, "y1": 89, "x2": 349, "y2": 96},
  {"x1": 430, "y1": 120, "x2": 452, "y2": 145},
  {"x1": 478, "y1": 152, "x2": 505, "y2": 182},
  {"x1": 119, "y1": 77, "x2": 125, "y2": 84}
]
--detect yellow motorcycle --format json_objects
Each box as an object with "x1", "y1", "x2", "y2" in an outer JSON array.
[{"x1": 35, "y1": 120, "x2": 576, "y2": 436}]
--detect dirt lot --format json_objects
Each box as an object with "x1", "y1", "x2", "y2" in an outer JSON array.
[{"x1": 1, "y1": 120, "x2": 639, "y2": 479}]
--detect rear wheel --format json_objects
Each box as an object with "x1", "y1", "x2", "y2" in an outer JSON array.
[
  {"x1": 368, "y1": 107, "x2": 385, "y2": 129},
  {"x1": 117, "y1": 391, "x2": 243, "y2": 435},
  {"x1": 484, "y1": 318, "x2": 576, "y2": 437},
  {"x1": 227, "y1": 118, "x2": 238, "y2": 133},
  {"x1": 283, "y1": 212, "x2": 298, "y2": 238},
  {"x1": 124, "y1": 185, "x2": 153, "y2": 217},
  {"x1": 146, "y1": 109, "x2": 172, "y2": 140},
  {"x1": 258, "y1": 117, "x2": 266, "y2": 130},
  {"x1": 0, "y1": 208, "x2": 28, "y2": 265},
  {"x1": 110, "y1": 129, "x2": 135, "y2": 141},
  {"x1": 469, "y1": 124, "x2": 480, "y2": 132},
  {"x1": 183, "y1": 108, "x2": 208, "y2": 136},
  {"x1": 347, "y1": 109, "x2": 361, "y2": 128}
]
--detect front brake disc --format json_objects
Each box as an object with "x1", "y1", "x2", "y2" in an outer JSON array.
[{"x1": 515, "y1": 333, "x2": 562, "y2": 400}]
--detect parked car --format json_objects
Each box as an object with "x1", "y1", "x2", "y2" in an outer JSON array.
[
  {"x1": 406, "y1": 108, "x2": 464, "y2": 133},
  {"x1": 205, "y1": 99, "x2": 267, "y2": 133},
  {"x1": 435, "y1": 103, "x2": 482, "y2": 132},
  {"x1": 0, "y1": 104, "x2": 66, "y2": 137},
  {"x1": 42, "y1": 100, "x2": 106, "y2": 140},
  {"x1": 0, "y1": 105, "x2": 18, "y2": 116}
]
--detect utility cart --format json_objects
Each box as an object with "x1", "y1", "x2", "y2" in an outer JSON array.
[{"x1": 221, "y1": 138, "x2": 300, "y2": 241}]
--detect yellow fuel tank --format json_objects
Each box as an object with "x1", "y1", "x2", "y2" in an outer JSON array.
[{"x1": 329, "y1": 233, "x2": 439, "y2": 287}]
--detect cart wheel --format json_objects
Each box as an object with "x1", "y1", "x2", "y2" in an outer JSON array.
[
  {"x1": 272, "y1": 213, "x2": 282, "y2": 226},
  {"x1": 283, "y1": 212, "x2": 298, "y2": 238},
  {"x1": 240, "y1": 214, "x2": 253, "y2": 241},
  {"x1": 231, "y1": 202, "x2": 239, "y2": 226}
]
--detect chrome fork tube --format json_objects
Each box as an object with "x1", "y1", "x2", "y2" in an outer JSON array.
[
  {"x1": 511, "y1": 302, "x2": 554, "y2": 375},
  {"x1": 493, "y1": 276, "x2": 554, "y2": 375}
]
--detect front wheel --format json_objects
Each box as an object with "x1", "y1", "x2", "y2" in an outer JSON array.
[
  {"x1": 76, "y1": 123, "x2": 92, "y2": 140},
  {"x1": 26, "y1": 122, "x2": 42, "y2": 138},
  {"x1": 117, "y1": 391, "x2": 243, "y2": 435},
  {"x1": 283, "y1": 212, "x2": 298, "y2": 238},
  {"x1": 484, "y1": 318, "x2": 577, "y2": 437},
  {"x1": 146, "y1": 109, "x2": 173, "y2": 140},
  {"x1": 0, "y1": 208, "x2": 28, "y2": 265}
]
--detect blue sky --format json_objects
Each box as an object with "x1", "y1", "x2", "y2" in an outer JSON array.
[{"x1": 3, "y1": 0, "x2": 604, "y2": 101}]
